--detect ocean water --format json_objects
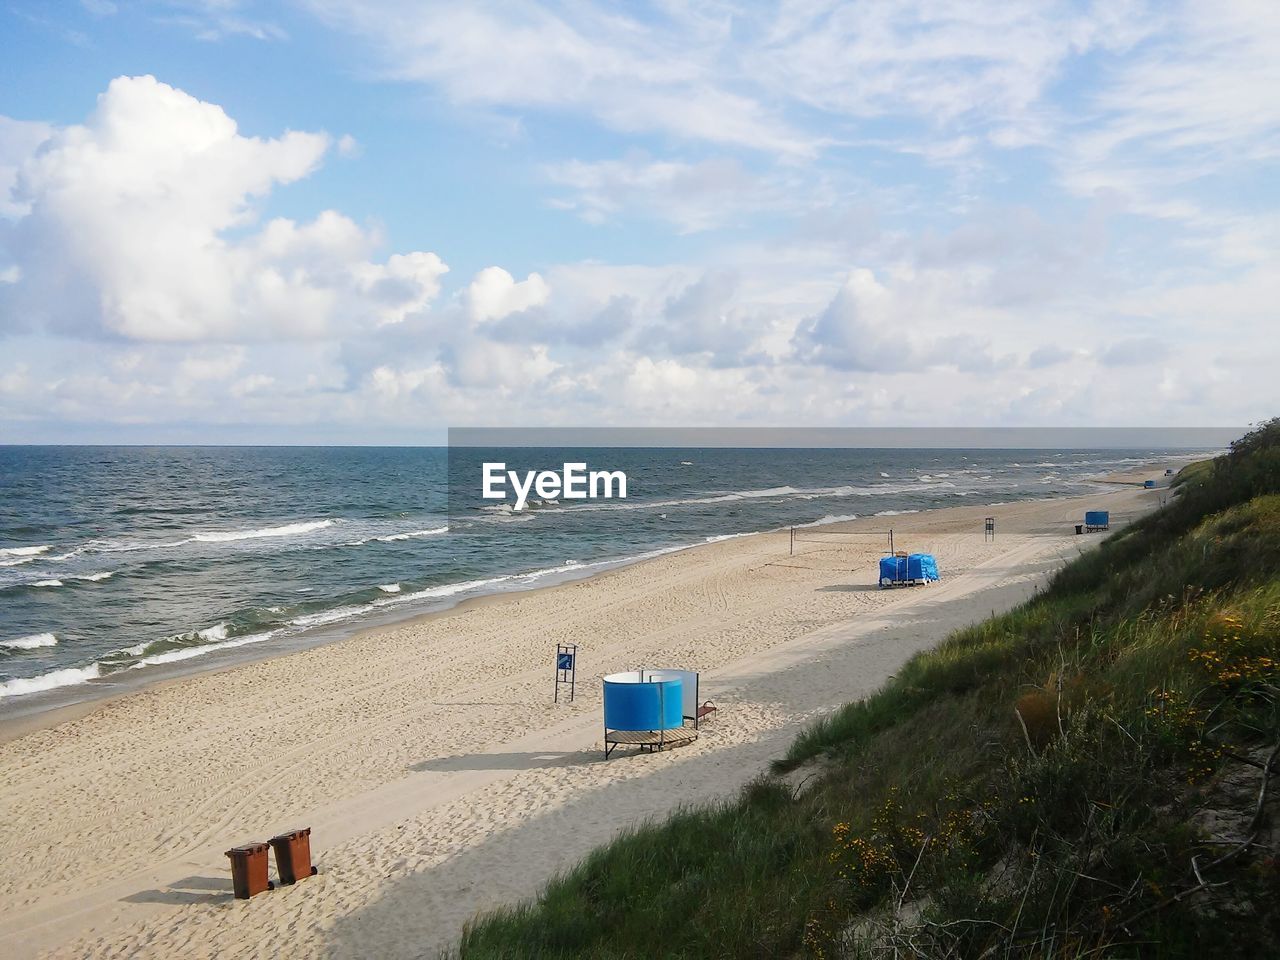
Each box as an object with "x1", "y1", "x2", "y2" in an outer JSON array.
[{"x1": 0, "y1": 445, "x2": 1193, "y2": 705}]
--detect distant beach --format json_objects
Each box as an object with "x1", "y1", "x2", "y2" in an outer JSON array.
[{"x1": 0, "y1": 465, "x2": 1183, "y2": 958}]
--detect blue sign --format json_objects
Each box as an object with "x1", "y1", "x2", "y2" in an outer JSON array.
[{"x1": 557, "y1": 652, "x2": 575, "y2": 671}]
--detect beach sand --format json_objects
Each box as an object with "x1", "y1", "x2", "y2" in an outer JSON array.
[{"x1": 0, "y1": 471, "x2": 1179, "y2": 958}]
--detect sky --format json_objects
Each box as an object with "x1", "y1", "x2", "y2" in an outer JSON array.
[{"x1": 0, "y1": 0, "x2": 1276, "y2": 444}]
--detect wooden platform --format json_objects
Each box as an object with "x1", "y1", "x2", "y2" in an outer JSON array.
[{"x1": 605, "y1": 726, "x2": 698, "y2": 758}]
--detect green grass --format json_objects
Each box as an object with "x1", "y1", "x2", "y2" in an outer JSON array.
[{"x1": 458, "y1": 422, "x2": 1280, "y2": 959}]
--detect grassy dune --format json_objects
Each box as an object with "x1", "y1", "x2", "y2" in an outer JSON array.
[{"x1": 459, "y1": 422, "x2": 1280, "y2": 959}]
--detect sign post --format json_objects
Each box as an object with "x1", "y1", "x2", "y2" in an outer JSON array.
[{"x1": 554, "y1": 643, "x2": 578, "y2": 703}]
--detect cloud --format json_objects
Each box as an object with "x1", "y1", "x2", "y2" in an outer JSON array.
[
  {"x1": 0, "y1": 117, "x2": 54, "y2": 218},
  {"x1": 300, "y1": 0, "x2": 812, "y2": 154},
  {"x1": 1061, "y1": 1, "x2": 1280, "y2": 232},
  {"x1": 746, "y1": 1, "x2": 1145, "y2": 132},
  {"x1": 649, "y1": 270, "x2": 771, "y2": 362},
  {"x1": 157, "y1": 1, "x2": 287, "y2": 41},
  {"x1": 1027, "y1": 345, "x2": 1076, "y2": 369},
  {"x1": 792, "y1": 269, "x2": 1001, "y2": 373},
  {"x1": 300, "y1": 0, "x2": 1159, "y2": 162},
  {"x1": 484, "y1": 293, "x2": 636, "y2": 348},
  {"x1": 546, "y1": 155, "x2": 784, "y2": 232},
  {"x1": 466, "y1": 266, "x2": 550, "y2": 323},
  {"x1": 1098, "y1": 337, "x2": 1170, "y2": 367},
  {"x1": 0, "y1": 76, "x2": 449, "y2": 342},
  {"x1": 3, "y1": 13, "x2": 1278, "y2": 440}
]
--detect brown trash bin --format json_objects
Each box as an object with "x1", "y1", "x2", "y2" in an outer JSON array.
[
  {"x1": 226, "y1": 842, "x2": 274, "y2": 900},
  {"x1": 270, "y1": 827, "x2": 318, "y2": 885}
]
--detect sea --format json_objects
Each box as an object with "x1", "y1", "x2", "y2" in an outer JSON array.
[{"x1": 0, "y1": 445, "x2": 1204, "y2": 711}]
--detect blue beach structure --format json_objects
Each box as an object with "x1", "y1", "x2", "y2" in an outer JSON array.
[
  {"x1": 907, "y1": 553, "x2": 939, "y2": 582},
  {"x1": 602, "y1": 671, "x2": 700, "y2": 758},
  {"x1": 1144, "y1": 479, "x2": 1157, "y2": 488},
  {"x1": 878, "y1": 554, "x2": 907, "y2": 584},
  {"x1": 1084, "y1": 510, "x2": 1110, "y2": 531},
  {"x1": 878, "y1": 552, "x2": 940, "y2": 588}
]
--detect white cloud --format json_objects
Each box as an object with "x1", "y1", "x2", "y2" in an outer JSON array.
[
  {"x1": 792, "y1": 268, "x2": 1004, "y2": 373},
  {"x1": 300, "y1": 0, "x2": 1158, "y2": 162},
  {"x1": 466, "y1": 267, "x2": 550, "y2": 323},
  {"x1": 546, "y1": 155, "x2": 786, "y2": 232},
  {"x1": 1061, "y1": 1, "x2": 1280, "y2": 234},
  {"x1": 177, "y1": 345, "x2": 245, "y2": 381},
  {"x1": 748, "y1": 1, "x2": 1141, "y2": 132},
  {"x1": 0, "y1": 117, "x2": 54, "y2": 219},
  {"x1": 1097, "y1": 337, "x2": 1171, "y2": 367},
  {"x1": 3, "y1": 10, "x2": 1278, "y2": 439},
  {"x1": 300, "y1": 0, "x2": 812, "y2": 154},
  {"x1": 157, "y1": 1, "x2": 287, "y2": 41},
  {"x1": 0, "y1": 76, "x2": 449, "y2": 342},
  {"x1": 1027, "y1": 345, "x2": 1078, "y2": 369}
]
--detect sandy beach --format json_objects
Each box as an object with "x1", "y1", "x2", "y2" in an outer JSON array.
[{"x1": 0, "y1": 471, "x2": 1178, "y2": 959}]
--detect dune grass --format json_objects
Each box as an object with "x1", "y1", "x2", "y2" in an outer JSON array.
[{"x1": 458, "y1": 422, "x2": 1280, "y2": 959}]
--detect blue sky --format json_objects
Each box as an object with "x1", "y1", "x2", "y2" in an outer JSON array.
[{"x1": 0, "y1": 1, "x2": 1276, "y2": 442}]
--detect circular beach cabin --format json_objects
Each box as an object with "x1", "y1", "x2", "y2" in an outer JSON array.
[{"x1": 602, "y1": 671, "x2": 699, "y2": 758}]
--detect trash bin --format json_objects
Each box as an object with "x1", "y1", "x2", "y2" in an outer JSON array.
[
  {"x1": 1075, "y1": 524, "x2": 1083, "y2": 535},
  {"x1": 226, "y1": 842, "x2": 274, "y2": 899},
  {"x1": 269, "y1": 827, "x2": 317, "y2": 885}
]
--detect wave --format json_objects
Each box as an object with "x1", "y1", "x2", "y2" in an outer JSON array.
[
  {"x1": 1, "y1": 632, "x2": 58, "y2": 650},
  {"x1": 378, "y1": 583, "x2": 401, "y2": 593},
  {"x1": 32, "y1": 579, "x2": 63, "y2": 588},
  {"x1": 0, "y1": 663, "x2": 100, "y2": 698},
  {"x1": 26, "y1": 520, "x2": 341, "y2": 562},
  {"x1": 116, "y1": 623, "x2": 229, "y2": 659},
  {"x1": 372, "y1": 526, "x2": 448, "y2": 543},
  {"x1": 192, "y1": 519, "x2": 335, "y2": 543},
  {"x1": 334, "y1": 524, "x2": 450, "y2": 546},
  {"x1": 78, "y1": 571, "x2": 115, "y2": 582},
  {"x1": 474, "y1": 481, "x2": 956, "y2": 521},
  {"x1": 0, "y1": 545, "x2": 52, "y2": 567},
  {"x1": 794, "y1": 514, "x2": 860, "y2": 529},
  {"x1": 131, "y1": 629, "x2": 277, "y2": 668},
  {"x1": 0, "y1": 544, "x2": 51, "y2": 558}
]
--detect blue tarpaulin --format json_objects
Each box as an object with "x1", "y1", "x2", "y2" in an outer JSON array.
[
  {"x1": 879, "y1": 555, "x2": 907, "y2": 582},
  {"x1": 1085, "y1": 510, "x2": 1109, "y2": 530},
  {"x1": 907, "y1": 553, "x2": 939, "y2": 581},
  {"x1": 879, "y1": 553, "x2": 939, "y2": 586}
]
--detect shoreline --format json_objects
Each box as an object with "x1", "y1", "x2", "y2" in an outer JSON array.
[
  {"x1": 0, "y1": 530, "x2": 768, "y2": 741},
  {"x1": 0, "y1": 466, "x2": 1184, "y2": 959},
  {"x1": 0, "y1": 467, "x2": 1182, "y2": 742}
]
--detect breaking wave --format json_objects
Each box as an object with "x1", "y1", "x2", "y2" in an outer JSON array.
[{"x1": 1, "y1": 632, "x2": 58, "y2": 650}]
